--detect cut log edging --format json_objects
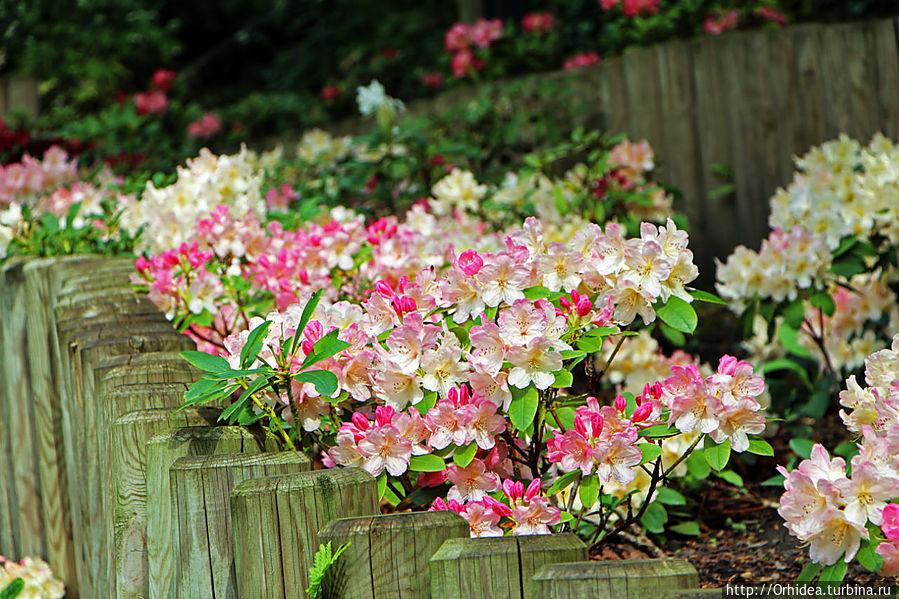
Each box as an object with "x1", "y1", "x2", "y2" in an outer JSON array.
[{"x1": 1, "y1": 254, "x2": 709, "y2": 599}]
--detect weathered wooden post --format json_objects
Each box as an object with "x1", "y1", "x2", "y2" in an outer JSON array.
[
  {"x1": 145, "y1": 426, "x2": 281, "y2": 599},
  {"x1": 429, "y1": 534, "x2": 588, "y2": 599},
  {"x1": 230, "y1": 468, "x2": 379, "y2": 598},
  {"x1": 169, "y1": 452, "x2": 312, "y2": 599},
  {"x1": 113, "y1": 407, "x2": 221, "y2": 599},
  {"x1": 531, "y1": 559, "x2": 699, "y2": 598},
  {"x1": 317, "y1": 511, "x2": 470, "y2": 599},
  {"x1": 0, "y1": 258, "x2": 46, "y2": 559}
]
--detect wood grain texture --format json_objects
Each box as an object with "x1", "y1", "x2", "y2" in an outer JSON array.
[
  {"x1": 230, "y1": 467, "x2": 379, "y2": 599},
  {"x1": 113, "y1": 407, "x2": 221, "y2": 599},
  {"x1": 0, "y1": 259, "x2": 46, "y2": 559},
  {"x1": 429, "y1": 534, "x2": 587, "y2": 599},
  {"x1": 317, "y1": 510, "x2": 468, "y2": 599},
  {"x1": 169, "y1": 452, "x2": 311, "y2": 599},
  {"x1": 145, "y1": 426, "x2": 280, "y2": 599},
  {"x1": 531, "y1": 558, "x2": 698, "y2": 598}
]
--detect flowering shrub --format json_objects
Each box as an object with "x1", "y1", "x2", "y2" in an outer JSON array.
[
  {"x1": 0, "y1": 145, "x2": 138, "y2": 261},
  {"x1": 172, "y1": 205, "x2": 770, "y2": 542},
  {"x1": 716, "y1": 134, "x2": 899, "y2": 419},
  {"x1": 778, "y1": 335, "x2": 899, "y2": 584},
  {"x1": 0, "y1": 555, "x2": 64, "y2": 599}
]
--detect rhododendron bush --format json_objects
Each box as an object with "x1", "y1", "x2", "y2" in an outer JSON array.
[
  {"x1": 778, "y1": 336, "x2": 899, "y2": 584},
  {"x1": 716, "y1": 134, "x2": 899, "y2": 419},
  {"x1": 159, "y1": 199, "x2": 771, "y2": 543}
]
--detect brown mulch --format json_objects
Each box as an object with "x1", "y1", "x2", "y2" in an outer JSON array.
[{"x1": 588, "y1": 482, "x2": 894, "y2": 588}]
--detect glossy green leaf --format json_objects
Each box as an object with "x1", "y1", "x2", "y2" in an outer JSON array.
[
  {"x1": 704, "y1": 438, "x2": 731, "y2": 471},
  {"x1": 509, "y1": 384, "x2": 539, "y2": 431},
  {"x1": 409, "y1": 454, "x2": 447, "y2": 473},
  {"x1": 655, "y1": 487, "x2": 686, "y2": 506},
  {"x1": 789, "y1": 438, "x2": 815, "y2": 460},
  {"x1": 762, "y1": 358, "x2": 812, "y2": 389},
  {"x1": 639, "y1": 443, "x2": 662, "y2": 465},
  {"x1": 688, "y1": 288, "x2": 727, "y2": 305},
  {"x1": 547, "y1": 470, "x2": 581, "y2": 496},
  {"x1": 641, "y1": 502, "x2": 668, "y2": 534},
  {"x1": 180, "y1": 350, "x2": 230, "y2": 373},
  {"x1": 655, "y1": 296, "x2": 697, "y2": 334},
  {"x1": 809, "y1": 291, "x2": 836, "y2": 317},
  {"x1": 716, "y1": 470, "x2": 744, "y2": 487},
  {"x1": 669, "y1": 521, "x2": 700, "y2": 536},
  {"x1": 240, "y1": 320, "x2": 273, "y2": 369},
  {"x1": 795, "y1": 562, "x2": 822, "y2": 584},
  {"x1": 293, "y1": 369, "x2": 339, "y2": 397},
  {"x1": 856, "y1": 540, "x2": 884, "y2": 573},
  {"x1": 781, "y1": 298, "x2": 805, "y2": 330},
  {"x1": 578, "y1": 474, "x2": 600, "y2": 509},
  {"x1": 746, "y1": 438, "x2": 775, "y2": 457},
  {"x1": 453, "y1": 442, "x2": 478, "y2": 468},
  {"x1": 300, "y1": 329, "x2": 350, "y2": 370},
  {"x1": 552, "y1": 370, "x2": 573, "y2": 388}
]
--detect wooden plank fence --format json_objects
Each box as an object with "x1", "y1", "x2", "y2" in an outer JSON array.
[
  {"x1": 0, "y1": 255, "x2": 737, "y2": 597},
  {"x1": 310, "y1": 18, "x2": 899, "y2": 280}
]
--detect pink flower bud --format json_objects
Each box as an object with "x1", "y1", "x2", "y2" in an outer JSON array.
[
  {"x1": 574, "y1": 417, "x2": 588, "y2": 437},
  {"x1": 483, "y1": 496, "x2": 513, "y2": 517},
  {"x1": 351, "y1": 412, "x2": 370, "y2": 431},
  {"x1": 576, "y1": 296, "x2": 593, "y2": 316},
  {"x1": 375, "y1": 280, "x2": 394, "y2": 299},
  {"x1": 717, "y1": 354, "x2": 738, "y2": 375},
  {"x1": 457, "y1": 249, "x2": 484, "y2": 276},
  {"x1": 524, "y1": 478, "x2": 541, "y2": 501},
  {"x1": 430, "y1": 498, "x2": 449, "y2": 511},
  {"x1": 375, "y1": 406, "x2": 395, "y2": 427},
  {"x1": 632, "y1": 402, "x2": 652, "y2": 423},
  {"x1": 591, "y1": 414, "x2": 604, "y2": 436},
  {"x1": 614, "y1": 394, "x2": 627, "y2": 413},
  {"x1": 559, "y1": 295, "x2": 572, "y2": 311},
  {"x1": 135, "y1": 256, "x2": 149, "y2": 272}
]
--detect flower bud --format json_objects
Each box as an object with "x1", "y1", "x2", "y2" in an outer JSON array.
[
  {"x1": 524, "y1": 478, "x2": 541, "y2": 501},
  {"x1": 614, "y1": 394, "x2": 627, "y2": 413},
  {"x1": 457, "y1": 249, "x2": 484, "y2": 276}
]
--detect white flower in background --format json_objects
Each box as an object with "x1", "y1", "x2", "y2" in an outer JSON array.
[
  {"x1": 356, "y1": 80, "x2": 405, "y2": 129},
  {"x1": 431, "y1": 169, "x2": 487, "y2": 215}
]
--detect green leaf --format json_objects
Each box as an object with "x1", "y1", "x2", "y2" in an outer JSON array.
[
  {"x1": 781, "y1": 298, "x2": 805, "y2": 330},
  {"x1": 704, "y1": 438, "x2": 731, "y2": 471},
  {"x1": 578, "y1": 474, "x2": 600, "y2": 509},
  {"x1": 582, "y1": 326, "x2": 619, "y2": 339},
  {"x1": 856, "y1": 540, "x2": 884, "y2": 573},
  {"x1": 789, "y1": 438, "x2": 815, "y2": 460},
  {"x1": 761, "y1": 474, "x2": 785, "y2": 487},
  {"x1": 522, "y1": 285, "x2": 551, "y2": 300},
  {"x1": 547, "y1": 407, "x2": 576, "y2": 430},
  {"x1": 687, "y1": 288, "x2": 727, "y2": 305},
  {"x1": 795, "y1": 561, "x2": 822, "y2": 584},
  {"x1": 778, "y1": 323, "x2": 813, "y2": 358},
  {"x1": 762, "y1": 358, "x2": 812, "y2": 389},
  {"x1": 669, "y1": 521, "x2": 700, "y2": 536},
  {"x1": 415, "y1": 391, "x2": 438, "y2": 416},
  {"x1": 300, "y1": 329, "x2": 350, "y2": 370},
  {"x1": 240, "y1": 320, "x2": 272, "y2": 369},
  {"x1": 654, "y1": 296, "x2": 697, "y2": 334},
  {"x1": 716, "y1": 470, "x2": 744, "y2": 487},
  {"x1": 641, "y1": 502, "x2": 668, "y2": 534},
  {"x1": 0, "y1": 578, "x2": 24, "y2": 599},
  {"x1": 508, "y1": 384, "x2": 539, "y2": 431},
  {"x1": 560, "y1": 349, "x2": 587, "y2": 360},
  {"x1": 809, "y1": 291, "x2": 836, "y2": 317},
  {"x1": 639, "y1": 424, "x2": 679, "y2": 438},
  {"x1": 833, "y1": 441, "x2": 859, "y2": 460},
  {"x1": 830, "y1": 254, "x2": 867, "y2": 278},
  {"x1": 547, "y1": 470, "x2": 581, "y2": 496},
  {"x1": 819, "y1": 560, "x2": 848, "y2": 586},
  {"x1": 552, "y1": 370, "x2": 573, "y2": 388},
  {"x1": 293, "y1": 370, "x2": 339, "y2": 397},
  {"x1": 453, "y1": 443, "x2": 478, "y2": 468},
  {"x1": 746, "y1": 438, "x2": 774, "y2": 457},
  {"x1": 377, "y1": 473, "x2": 387, "y2": 500},
  {"x1": 180, "y1": 350, "x2": 230, "y2": 373},
  {"x1": 639, "y1": 443, "x2": 662, "y2": 465},
  {"x1": 181, "y1": 376, "x2": 231, "y2": 408},
  {"x1": 290, "y1": 289, "x2": 323, "y2": 357},
  {"x1": 409, "y1": 454, "x2": 446, "y2": 472},
  {"x1": 655, "y1": 487, "x2": 686, "y2": 506},
  {"x1": 659, "y1": 323, "x2": 686, "y2": 346},
  {"x1": 832, "y1": 236, "x2": 857, "y2": 258}
]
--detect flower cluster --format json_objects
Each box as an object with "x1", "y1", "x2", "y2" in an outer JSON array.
[
  {"x1": 443, "y1": 19, "x2": 503, "y2": 77},
  {"x1": 0, "y1": 555, "x2": 65, "y2": 599},
  {"x1": 703, "y1": 9, "x2": 739, "y2": 35},
  {"x1": 599, "y1": 0, "x2": 660, "y2": 18},
  {"x1": 187, "y1": 113, "x2": 222, "y2": 140},
  {"x1": 779, "y1": 335, "x2": 899, "y2": 570},
  {"x1": 563, "y1": 52, "x2": 601, "y2": 70},
  {"x1": 120, "y1": 145, "x2": 271, "y2": 255},
  {"x1": 522, "y1": 13, "x2": 555, "y2": 34},
  {"x1": 0, "y1": 145, "x2": 79, "y2": 207}
]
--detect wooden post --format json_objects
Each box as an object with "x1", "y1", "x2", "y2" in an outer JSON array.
[
  {"x1": 662, "y1": 590, "x2": 723, "y2": 598},
  {"x1": 0, "y1": 258, "x2": 46, "y2": 559},
  {"x1": 531, "y1": 559, "x2": 699, "y2": 598},
  {"x1": 317, "y1": 511, "x2": 470, "y2": 599},
  {"x1": 429, "y1": 534, "x2": 587, "y2": 599},
  {"x1": 230, "y1": 468, "x2": 379, "y2": 598},
  {"x1": 145, "y1": 426, "x2": 280, "y2": 599},
  {"x1": 113, "y1": 407, "x2": 221, "y2": 599},
  {"x1": 170, "y1": 452, "x2": 311, "y2": 599}
]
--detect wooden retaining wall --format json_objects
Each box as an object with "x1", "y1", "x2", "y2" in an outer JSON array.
[
  {"x1": 0, "y1": 76, "x2": 38, "y2": 119},
  {"x1": 308, "y1": 18, "x2": 899, "y2": 279},
  {"x1": 1, "y1": 255, "x2": 717, "y2": 597}
]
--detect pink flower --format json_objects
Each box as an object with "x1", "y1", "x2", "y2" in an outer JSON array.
[
  {"x1": 451, "y1": 48, "x2": 476, "y2": 78},
  {"x1": 757, "y1": 6, "x2": 788, "y2": 26},
  {"x1": 446, "y1": 459, "x2": 500, "y2": 503},
  {"x1": 522, "y1": 12, "x2": 554, "y2": 33},
  {"x1": 152, "y1": 69, "x2": 176, "y2": 92},
  {"x1": 511, "y1": 496, "x2": 560, "y2": 535},
  {"x1": 807, "y1": 509, "x2": 867, "y2": 566},
  {"x1": 703, "y1": 9, "x2": 739, "y2": 35},
  {"x1": 564, "y1": 52, "x2": 601, "y2": 70},
  {"x1": 877, "y1": 541, "x2": 899, "y2": 577},
  {"x1": 469, "y1": 19, "x2": 503, "y2": 48},
  {"x1": 134, "y1": 90, "x2": 167, "y2": 116},
  {"x1": 595, "y1": 429, "x2": 643, "y2": 484},
  {"x1": 506, "y1": 337, "x2": 563, "y2": 390},
  {"x1": 546, "y1": 429, "x2": 594, "y2": 475},
  {"x1": 456, "y1": 249, "x2": 484, "y2": 276},
  {"x1": 622, "y1": 0, "x2": 659, "y2": 17},
  {"x1": 465, "y1": 397, "x2": 506, "y2": 449},
  {"x1": 445, "y1": 22, "x2": 471, "y2": 51},
  {"x1": 599, "y1": 0, "x2": 619, "y2": 9},
  {"x1": 882, "y1": 504, "x2": 899, "y2": 540},
  {"x1": 421, "y1": 72, "x2": 444, "y2": 88},
  {"x1": 187, "y1": 113, "x2": 222, "y2": 140},
  {"x1": 478, "y1": 253, "x2": 529, "y2": 307},
  {"x1": 320, "y1": 86, "x2": 341, "y2": 100},
  {"x1": 461, "y1": 500, "x2": 504, "y2": 537},
  {"x1": 356, "y1": 425, "x2": 413, "y2": 477}
]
